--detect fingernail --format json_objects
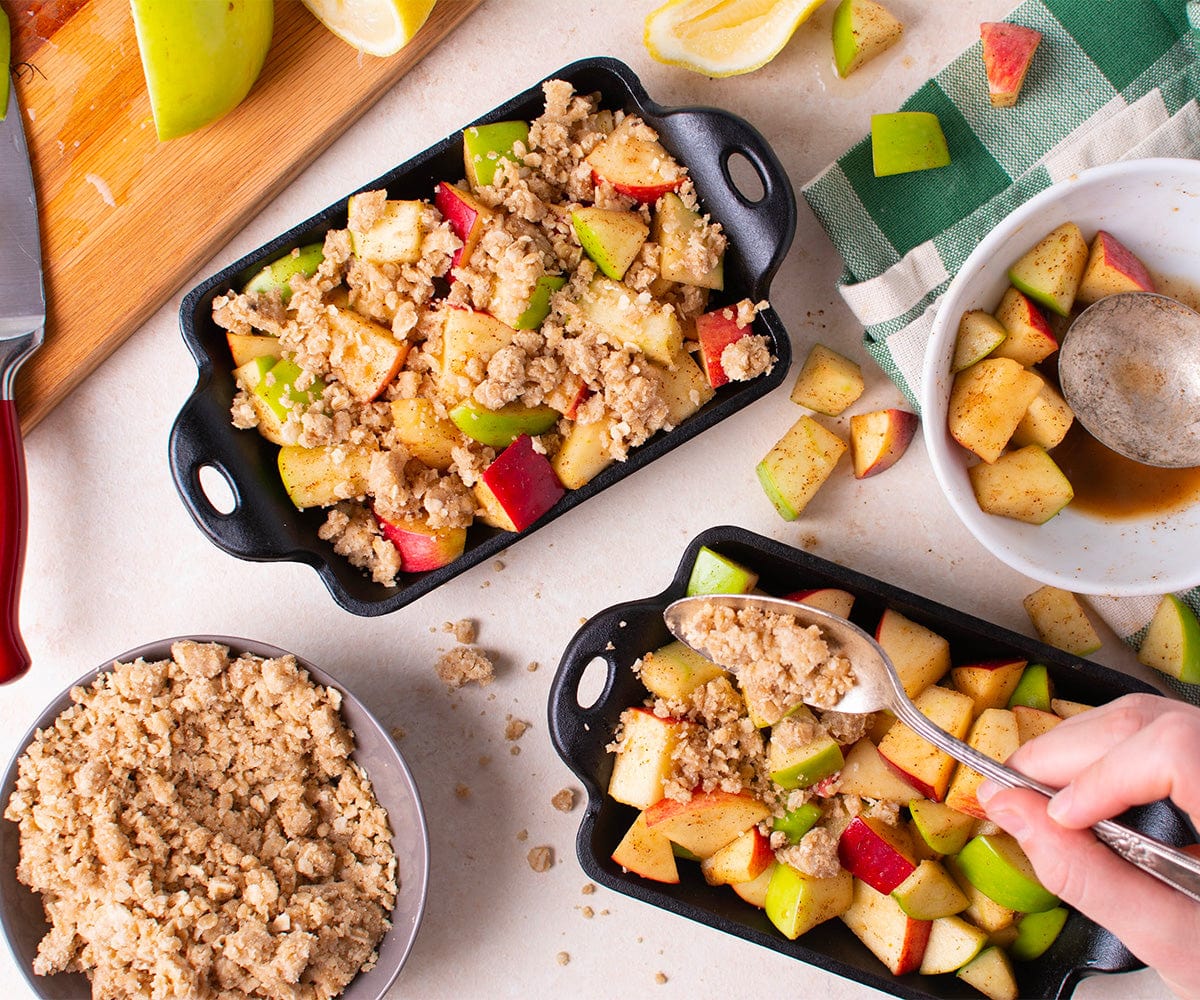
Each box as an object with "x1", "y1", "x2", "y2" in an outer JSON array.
[
  {"x1": 986, "y1": 804, "x2": 1030, "y2": 841},
  {"x1": 977, "y1": 779, "x2": 1000, "y2": 806},
  {"x1": 1047, "y1": 785, "x2": 1074, "y2": 823}
]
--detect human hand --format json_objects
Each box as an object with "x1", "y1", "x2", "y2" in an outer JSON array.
[{"x1": 977, "y1": 693, "x2": 1200, "y2": 1000}]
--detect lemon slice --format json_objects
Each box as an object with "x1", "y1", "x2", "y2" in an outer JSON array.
[
  {"x1": 302, "y1": 0, "x2": 436, "y2": 57},
  {"x1": 645, "y1": 0, "x2": 828, "y2": 77}
]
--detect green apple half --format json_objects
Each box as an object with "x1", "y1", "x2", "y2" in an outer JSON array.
[
  {"x1": 131, "y1": 0, "x2": 274, "y2": 141},
  {"x1": 685, "y1": 546, "x2": 759, "y2": 596},
  {"x1": 956, "y1": 833, "x2": 1059, "y2": 913}
]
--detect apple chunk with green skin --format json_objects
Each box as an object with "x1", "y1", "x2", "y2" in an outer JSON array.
[
  {"x1": 572, "y1": 207, "x2": 649, "y2": 281},
  {"x1": 765, "y1": 864, "x2": 854, "y2": 940},
  {"x1": 701, "y1": 826, "x2": 773, "y2": 886},
  {"x1": 993, "y1": 287, "x2": 1058, "y2": 367},
  {"x1": 757, "y1": 416, "x2": 847, "y2": 520},
  {"x1": 920, "y1": 914, "x2": 988, "y2": 974},
  {"x1": 514, "y1": 275, "x2": 567, "y2": 330},
  {"x1": 837, "y1": 816, "x2": 916, "y2": 894},
  {"x1": 643, "y1": 790, "x2": 770, "y2": 859},
  {"x1": 767, "y1": 710, "x2": 845, "y2": 790},
  {"x1": 949, "y1": 357, "x2": 1045, "y2": 463},
  {"x1": 1008, "y1": 222, "x2": 1089, "y2": 317},
  {"x1": 475, "y1": 434, "x2": 565, "y2": 533},
  {"x1": 1011, "y1": 906, "x2": 1069, "y2": 961},
  {"x1": 578, "y1": 276, "x2": 683, "y2": 365},
  {"x1": 832, "y1": 0, "x2": 904, "y2": 78},
  {"x1": 909, "y1": 799, "x2": 976, "y2": 856},
  {"x1": 841, "y1": 878, "x2": 931, "y2": 975},
  {"x1": 435, "y1": 182, "x2": 493, "y2": 268},
  {"x1": 957, "y1": 832, "x2": 1060, "y2": 911},
  {"x1": 1007, "y1": 663, "x2": 1054, "y2": 711},
  {"x1": 244, "y1": 243, "x2": 324, "y2": 305},
  {"x1": 891, "y1": 860, "x2": 969, "y2": 920},
  {"x1": 255, "y1": 357, "x2": 324, "y2": 422},
  {"x1": 585, "y1": 118, "x2": 684, "y2": 203},
  {"x1": 448, "y1": 400, "x2": 559, "y2": 448},
  {"x1": 849, "y1": 409, "x2": 918, "y2": 479},
  {"x1": 685, "y1": 546, "x2": 758, "y2": 596},
  {"x1": 611, "y1": 811, "x2": 679, "y2": 884},
  {"x1": 1077, "y1": 229, "x2": 1157, "y2": 305},
  {"x1": 772, "y1": 802, "x2": 823, "y2": 844},
  {"x1": 953, "y1": 310, "x2": 1007, "y2": 372},
  {"x1": 277, "y1": 444, "x2": 372, "y2": 509},
  {"x1": 607, "y1": 707, "x2": 686, "y2": 810},
  {"x1": 638, "y1": 640, "x2": 726, "y2": 701},
  {"x1": 871, "y1": 112, "x2": 950, "y2": 177},
  {"x1": 1138, "y1": 593, "x2": 1200, "y2": 683},
  {"x1": 790, "y1": 344, "x2": 864, "y2": 416},
  {"x1": 375, "y1": 513, "x2": 466, "y2": 573},
  {"x1": 969, "y1": 445, "x2": 1074, "y2": 525},
  {"x1": 131, "y1": 0, "x2": 273, "y2": 141},
  {"x1": 463, "y1": 120, "x2": 529, "y2": 189},
  {"x1": 234, "y1": 357, "x2": 287, "y2": 445},
  {"x1": 981, "y1": 22, "x2": 1042, "y2": 108}
]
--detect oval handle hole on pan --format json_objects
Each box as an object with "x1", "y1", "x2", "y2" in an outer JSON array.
[
  {"x1": 725, "y1": 150, "x2": 765, "y2": 204},
  {"x1": 575, "y1": 655, "x2": 609, "y2": 711},
  {"x1": 198, "y1": 464, "x2": 237, "y2": 515}
]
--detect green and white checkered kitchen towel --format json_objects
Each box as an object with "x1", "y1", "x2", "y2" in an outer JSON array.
[{"x1": 802, "y1": 0, "x2": 1200, "y2": 699}]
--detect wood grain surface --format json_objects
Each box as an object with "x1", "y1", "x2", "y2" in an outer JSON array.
[{"x1": 5, "y1": 0, "x2": 485, "y2": 432}]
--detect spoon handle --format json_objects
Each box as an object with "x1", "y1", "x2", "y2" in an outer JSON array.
[{"x1": 894, "y1": 699, "x2": 1200, "y2": 905}]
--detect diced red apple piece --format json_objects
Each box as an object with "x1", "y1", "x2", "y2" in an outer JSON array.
[
  {"x1": 550, "y1": 415, "x2": 616, "y2": 492},
  {"x1": 695, "y1": 306, "x2": 755, "y2": 389},
  {"x1": 782, "y1": 588, "x2": 855, "y2": 619},
  {"x1": 992, "y1": 287, "x2": 1058, "y2": 367},
  {"x1": 980, "y1": 22, "x2": 1042, "y2": 108},
  {"x1": 475, "y1": 434, "x2": 565, "y2": 533},
  {"x1": 612, "y1": 811, "x2": 680, "y2": 884},
  {"x1": 1008, "y1": 222, "x2": 1089, "y2": 317},
  {"x1": 950, "y1": 658, "x2": 1027, "y2": 714},
  {"x1": 607, "y1": 707, "x2": 686, "y2": 810},
  {"x1": 945, "y1": 709, "x2": 1021, "y2": 819},
  {"x1": 948, "y1": 357, "x2": 1045, "y2": 463},
  {"x1": 701, "y1": 826, "x2": 773, "y2": 886},
  {"x1": 947, "y1": 857, "x2": 1018, "y2": 933},
  {"x1": 789, "y1": 343, "x2": 864, "y2": 416},
  {"x1": 849, "y1": 408, "x2": 918, "y2": 479},
  {"x1": 651, "y1": 349, "x2": 715, "y2": 426},
  {"x1": 435, "y1": 181, "x2": 493, "y2": 267},
  {"x1": 644, "y1": 789, "x2": 771, "y2": 859},
  {"x1": 328, "y1": 307, "x2": 410, "y2": 403},
  {"x1": 837, "y1": 739, "x2": 922, "y2": 802},
  {"x1": 877, "y1": 684, "x2": 975, "y2": 801},
  {"x1": 838, "y1": 816, "x2": 917, "y2": 895},
  {"x1": 1077, "y1": 229, "x2": 1156, "y2": 305},
  {"x1": 585, "y1": 117, "x2": 684, "y2": 203},
  {"x1": 841, "y1": 878, "x2": 931, "y2": 976},
  {"x1": 875, "y1": 608, "x2": 951, "y2": 699},
  {"x1": 375, "y1": 513, "x2": 466, "y2": 572}
]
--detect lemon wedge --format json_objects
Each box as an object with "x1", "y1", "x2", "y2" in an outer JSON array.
[
  {"x1": 302, "y1": 0, "x2": 437, "y2": 57},
  {"x1": 645, "y1": 0, "x2": 828, "y2": 77}
]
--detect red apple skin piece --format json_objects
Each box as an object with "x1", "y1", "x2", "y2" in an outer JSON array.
[
  {"x1": 782, "y1": 587, "x2": 855, "y2": 620},
  {"x1": 586, "y1": 120, "x2": 684, "y2": 204},
  {"x1": 701, "y1": 826, "x2": 774, "y2": 886},
  {"x1": 993, "y1": 287, "x2": 1057, "y2": 367},
  {"x1": 849, "y1": 408, "x2": 918, "y2": 479},
  {"x1": 1076, "y1": 230, "x2": 1157, "y2": 305},
  {"x1": 980, "y1": 22, "x2": 1042, "y2": 108},
  {"x1": 841, "y1": 878, "x2": 933, "y2": 976},
  {"x1": 838, "y1": 816, "x2": 917, "y2": 894},
  {"x1": 644, "y1": 789, "x2": 771, "y2": 859},
  {"x1": 479, "y1": 434, "x2": 565, "y2": 532},
  {"x1": 695, "y1": 307, "x2": 752, "y2": 388},
  {"x1": 435, "y1": 182, "x2": 493, "y2": 267},
  {"x1": 375, "y1": 512, "x2": 467, "y2": 572}
]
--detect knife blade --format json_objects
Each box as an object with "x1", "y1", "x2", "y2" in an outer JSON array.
[{"x1": 0, "y1": 78, "x2": 46, "y2": 683}]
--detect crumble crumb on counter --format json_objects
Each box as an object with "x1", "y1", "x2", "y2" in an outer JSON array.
[
  {"x1": 551, "y1": 788, "x2": 576, "y2": 812},
  {"x1": 505, "y1": 716, "x2": 531, "y2": 740},
  {"x1": 527, "y1": 846, "x2": 554, "y2": 872},
  {"x1": 443, "y1": 618, "x2": 477, "y2": 643},
  {"x1": 435, "y1": 645, "x2": 495, "y2": 689}
]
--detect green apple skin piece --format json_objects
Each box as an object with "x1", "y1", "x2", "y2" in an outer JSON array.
[
  {"x1": 243, "y1": 243, "x2": 325, "y2": 305},
  {"x1": 1011, "y1": 906, "x2": 1069, "y2": 961},
  {"x1": 685, "y1": 546, "x2": 759, "y2": 596},
  {"x1": 448, "y1": 400, "x2": 559, "y2": 449},
  {"x1": 909, "y1": 799, "x2": 976, "y2": 856},
  {"x1": 572, "y1": 207, "x2": 650, "y2": 281},
  {"x1": 1006, "y1": 664, "x2": 1054, "y2": 712},
  {"x1": 131, "y1": 0, "x2": 274, "y2": 141},
  {"x1": 671, "y1": 842, "x2": 702, "y2": 863},
  {"x1": 767, "y1": 730, "x2": 844, "y2": 791},
  {"x1": 871, "y1": 112, "x2": 950, "y2": 177},
  {"x1": 0, "y1": 6, "x2": 9, "y2": 122},
  {"x1": 1007, "y1": 222, "x2": 1089, "y2": 317},
  {"x1": 765, "y1": 864, "x2": 854, "y2": 940},
  {"x1": 255, "y1": 358, "x2": 324, "y2": 422},
  {"x1": 891, "y1": 860, "x2": 970, "y2": 920},
  {"x1": 773, "y1": 802, "x2": 823, "y2": 844},
  {"x1": 1138, "y1": 594, "x2": 1200, "y2": 683},
  {"x1": 514, "y1": 275, "x2": 567, "y2": 330},
  {"x1": 463, "y1": 121, "x2": 530, "y2": 188},
  {"x1": 832, "y1": 0, "x2": 904, "y2": 78},
  {"x1": 956, "y1": 833, "x2": 1059, "y2": 913}
]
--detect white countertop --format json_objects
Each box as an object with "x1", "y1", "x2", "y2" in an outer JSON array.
[{"x1": 1, "y1": 1, "x2": 1179, "y2": 997}]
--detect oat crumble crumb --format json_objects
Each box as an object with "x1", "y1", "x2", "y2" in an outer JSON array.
[
  {"x1": 557, "y1": 952, "x2": 570, "y2": 966},
  {"x1": 551, "y1": 788, "x2": 576, "y2": 812},
  {"x1": 527, "y1": 846, "x2": 554, "y2": 872},
  {"x1": 581, "y1": 882, "x2": 596, "y2": 895},
  {"x1": 505, "y1": 715, "x2": 531, "y2": 740},
  {"x1": 517, "y1": 828, "x2": 529, "y2": 842},
  {"x1": 455, "y1": 783, "x2": 471, "y2": 799},
  {"x1": 655, "y1": 972, "x2": 668, "y2": 985},
  {"x1": 435, "y1": 645, "x2": 496, "y2": 689}
]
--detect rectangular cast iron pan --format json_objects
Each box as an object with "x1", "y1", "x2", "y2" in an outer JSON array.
[
  {"x1": 549, "y1": 524, "x2": 1197, "y2": 1000},
  {"x1": 169, "y1": 58, "x2": 797, "y2": 617}
]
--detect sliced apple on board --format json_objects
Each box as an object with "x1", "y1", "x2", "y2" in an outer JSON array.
[
  {"x1": 1137, "y1": 593, "x2": 1200, "y2": 683},
  {"x1": 348, "y1": 196, "x2": 424, "y2": 264},
  {"x1": 1008, "y1": 222, "x2": 1089, "y2": 317},
  {"x1": 463, "y1": 120, "x2": 530, "y2": 189},
  {"x1": 993, "y1": 287, "x2": 1058, "y2": 366},
  {"x1": 611, "y1": 811, "x2": 680, "y2": 884},
  {"x1": 838, "y1": 816, "x2": 917, "y2": 894},
  {"x1": 892, "y1": 860, "x2": 970, "y2": 920},
  {"x1": 910, "y1": 799, "x2": 976, "y2": 857},
  {"x1": 949, "y1": 357, "x2": 1044, "y2": 464},
  {"x1": 375, "y1": 513, "x2": 466, "y2": 572},
  {"x1": 1011, "y1": 382, "x2": 1074, "y2": 451},
  {"x1": 953, "y1": 310, "x2": 1007, "y2": 372},
  {"x1": 832, "y1": 0, "x2": 904, "y2": 78},
  {"x1": 277, "y1": 444, "x2": 373, "y2": 509},
  {"x1": 701, "y1": 826, "x2": 774, "y2": 886},
  {"x1": 390, "y1": 398, "x2": 463, "y2": 471},
  {"x1": 572, "y1": 207, "x2": 650, "y2": 281},
  {"x1": 875, "y1": 608, "x2": 951, "y2": 699},
  {"x1": 945, "y1": 709, "x2": 1022, "y2": 819},
  {"x1": 849, "y1": 408, "x2": 918, "y2": 479},
  {"x1": 790, "y1": 343, "x2": 864, "y2": 415},
  {"x1": 585, "y1": 117, "x2": 684, "y2": 203},
  {"x1": 685, "y1": 546, "x2": 759, "y2": 597},
  {"x1": 876, "y1": 684, "x2": 974, "y2": 801},
  {"x1": 644, "y1": 790, "x2": 771, "y2": 859},
  {"x1": 841, "y1": 877, "x2": 932, "y2": 976},
  {"x1": 765, "y1": 865, "x2": 854, "y2": 940},
  {"x1": 980, "y1": 22, "x2": 1042, "y2": 108},
  {"x1": 1076, "y1": 229, "x2": 1157, "y2": 305},
  {"x1": 607, "y1": 707, "x2": 686, "y2": 810},
  {"x1": 757, "y1": 416, "x2": 847, "y2": 520},
  {"x1": 474, "y1": 434, "x2": 565, "y2": 533},
  {"x1": 969, "y1": 445, "x2": 1074, "y2": 525},
  {"x1": 1023, "y1": 585, "x2": 1102, "y2": 656},
  {"x1": 435, "y1": 182, "x2": 494, "y2": 269},
  {"x1": 920, "y1": 914, "x2": 988, "y2": 975},
  {"x1": 243, "y1": 243, "x2": 325, "y2": 304},
  {"x1": 653, "y1": 193, "x2": 724, "y2": 289},
  {"x1": 871, "y1": 112, "x2": 950, "y2": 177}
]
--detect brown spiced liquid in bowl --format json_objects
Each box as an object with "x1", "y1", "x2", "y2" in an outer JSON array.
[{"x1": 1041, "y1": 275, "x2": 1200, "y2": 520}]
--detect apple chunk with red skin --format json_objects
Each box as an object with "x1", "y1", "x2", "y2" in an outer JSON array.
[
  {"x1": 375, "y1": 513, "x2": 467, "y2": 573},
  {"x1": 980, "y1": 22, "x2": 1042, "y2": 107},
  {"x1": 841, "y1": 878, "x2": 932, "y2": 976},
  {"x1": 585, "y1": 117, "x2": 684, "y2": 203},
  {"x1": 435, "y1": 181, "x2": 493, "y2": 268},
  {"x1": 476, "y1": 434, "x2": 565, "y2": 533},
  {"x1": 1008, "y1": 222, "x2": 1089, "y2": 317},
  {"x1": 838, "y1": 815, "x2": 917, "y2": 894},
  {"x1": 782, "y1": 588, "x2": 855, "y2": 619},
  {"x1": 993, "y1": 287, "x2": 1057, "y2": 367},
  {"x1": 849, "y1": 408, "x2": 918, "y2": 478},
  {"x1": 701, "y1": 826, "x2": 773, "y2": 886},
  {"x1": 1076, "y1": 229, "x2": 1157, "y2": 305},
  {"x1": 876, "y1": 684, "x2": 974, "y2": 801},
  {"x1": 644, "y1": 789, "x2": 770, "y2": 859},
  {"x1": 695, "y1": 307, "x2": 755, "y2": 389}
]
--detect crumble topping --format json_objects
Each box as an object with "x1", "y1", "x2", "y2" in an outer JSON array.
[{"x1": 434, "y1": 646, "x2": 495, "y2": 690}]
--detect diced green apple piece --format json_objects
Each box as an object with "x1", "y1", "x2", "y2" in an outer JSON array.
[
  {"x1": 909, "y1": 799, "x2": 976, "y2": 856},
  {"x1": 638, "y1": 640, "x2": 726, "y2": 701},
  {"x1": 767, "y1": 712, "x2": 845, "y2": 790},
  {"x1": 277, "y1": 444, "x2": 373, "y2": 509},
  {"x1": 448, "y1": 400, "x2": 559, "y2": 448},
  {"x1": 1007, "y1": 663, "x2": 1054, "y2": 712},
  {"x1": 463, "y1": 120, "x2": 529, "y2": 189},
  {"x1": 514, "y1": 275, "x2": 567, "y2": 330},
  {"x1": 243, "y1": 242, "x2": 325, "y2": 304},
  {"x1": 981, "y1": 22, "x2": 1042, "y2": 108},
  {"x1": 957, "y1": 945, "x2": 1019, "y2": 1000},
  {"x1": 832, "y1": 0, "x2": 904, "y2": 78},
  {"x1": 686, "y1": 546, "x2": 758, "y2": 596},
  {"x1": 756, "y1": 416, "x2": 847, "y2": 520},
  {"x1": 255, "y1": 357, "x2": 324, "y2": 422},
  {"x1": 956, "y1": 833, "x2": 1059, "y2": 913},
  {"x1": 790, "y1": 343, "x2": 864, "y2": 416},
  {"x1": 572, "y1": 207, "x2": 650, "y2": 281},
  {"x1": 765, "y1": 864, "x2": 854, "y2": 940},
  {"x1": 969, "y1": 445, "x2": 1074, "y2": 524},
  {"x1": 891, "y1": 860, "x2": 969, "y2": 920},
  {"x1": 953, "y1": 310, "x2": 1007, "y2": 373},
  {"x1": 948, "y1": 357, "x2": 1044, "y2": 464},
  {"x1": 1010, "y1": 906, "x2": 1069, "y2": 961},
  {"x1": 577, "y1": 276, "x2": 683, "y2": 365},
  {"x1": 1008, "y1": 222, "x2": 1089, "y2": 317},
  {"x1": 871, "y1": 112, "x2": 949, "y2": 177},
  {"x1": 1137, "y1": 593, "x2": 1200, "y2": 683},
  {"x1": 233, "y1": 356, "x2": 286, "y2": 445},
  {"x1": 920, "y1": 914, "x2": 988, "y2": 974},
  {"x1": 772, "y1": 802, "x2": 823, "y2": 844}
]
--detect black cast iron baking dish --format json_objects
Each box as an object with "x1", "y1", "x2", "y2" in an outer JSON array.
[
  {"x1": 169, "y1": 57, "x2": 796, "y2": 617},
  {"x1": 549, "y1": 524, "x2": 1197, "y2": 1000}
]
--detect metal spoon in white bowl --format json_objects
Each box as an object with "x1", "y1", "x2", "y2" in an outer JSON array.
[
  {"x1": 1058, "y1": 292, "x2": 1200, "y2": 468},
  {"x1": 664, "y1": 593, "x2": 1200, "y2": 904}
]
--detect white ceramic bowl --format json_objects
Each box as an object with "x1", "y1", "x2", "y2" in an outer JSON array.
[
  {"x1": 0, "y1": 637, "x2": 430, "y2": 1000},
  {"x1": 920, "y1": 158, "x2": 1200, "y2": 597}
]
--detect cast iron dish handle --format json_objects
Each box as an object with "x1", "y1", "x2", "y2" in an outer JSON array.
[{"x1": 652, "y1": 105, "x2": 796, "y2": 297}]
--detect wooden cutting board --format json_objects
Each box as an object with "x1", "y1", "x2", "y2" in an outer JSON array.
[{"x1": 6, "y1": 0, "x2": 485, "y2": 432}]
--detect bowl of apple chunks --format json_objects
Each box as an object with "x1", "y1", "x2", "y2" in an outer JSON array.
[
  {"x1": 550, "y1": 525, "x2": 1195, "y2": 1000},
  {"x1": 171, "y1": 57, "x2": 795, "y2": 616},
  {"x1": 919, "y1": 158, "x2": 1200, "y2": 598}
]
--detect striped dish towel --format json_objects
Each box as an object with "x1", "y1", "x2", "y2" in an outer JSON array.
[{"x1": 801, "y1": 0, "x2": 1200, "y2": 700}]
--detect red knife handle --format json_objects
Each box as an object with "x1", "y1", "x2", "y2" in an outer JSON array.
[{"x1": 0, "y1": 399, "x2": 30, "y2": 682}]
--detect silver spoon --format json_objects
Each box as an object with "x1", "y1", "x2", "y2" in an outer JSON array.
[
  {"x1": 1058, "y1": 292, "x2": 1200, "y2": 468},
  {"x1": 664, "y1": 593, "x2": 1200, "y2": 904}
]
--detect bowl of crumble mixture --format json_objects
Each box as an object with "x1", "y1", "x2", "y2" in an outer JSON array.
[
  {"x1": 0, "y1": 637, "x2": 429, "y2": 1000},
  {"x1": 170, "y1": 57, "x2": 796, "y2": 617}
]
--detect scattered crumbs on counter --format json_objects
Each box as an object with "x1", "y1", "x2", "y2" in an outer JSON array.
[
  {"x1": 581, "y1": 883, "x2": 596, "y2": 895},
  {"x1": 527, "y1": 846, "x2": 554, "y2": 872},
  {"x1": 478, "y1": 755, "x2": 492, "y2": 767},
  {"x1": 510, "y1": 745, "x2": 521, "y2": 756},
  {"x1": 494, "y1": 560, "x2": 506, "y2": 571},
  {"x1": 551, "y1": 788, "x2": 575, "y2": 812},
  {"x1": 556, "y1": 952, "x2": 570, "y2": 966},
  {"x1": 517, "y1": 829, "x2": 528, "y2": 842},
  {"x1": 527, "y1": 660, "x2": 540, "y2": 672},
  {"x1": 389, "y1": 725, "x2": 406, "y2": 742},
  {"x1": 505, "y1": 716, "x2": 530, "y2": 740},
  {"x1": 455, "y1": 783, "x2": 470, "y2": 800},
  {"x1": 580, "y1": 906, "x2": 594, "y2": 919},
  {"x1": 655, "y1": 972, "x2": 668, "y2": 985}
]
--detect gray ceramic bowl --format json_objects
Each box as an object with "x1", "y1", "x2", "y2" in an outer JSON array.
[{"x1": 0, "y1": 636, "x2": 430, "y2": 999}]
